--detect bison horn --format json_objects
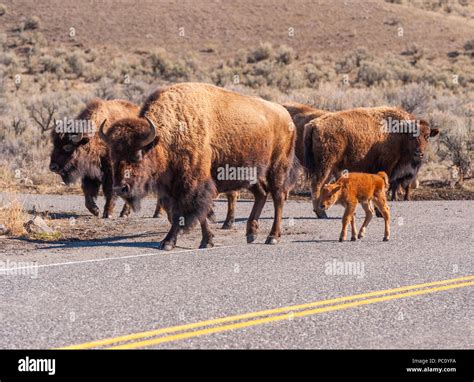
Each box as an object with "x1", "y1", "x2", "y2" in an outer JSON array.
[
  {"x1": 142, "y1": 116, "x2": 157, "y2": 147},
  {"x1": 98, "y1": 119, "x2": 108, "y2": 143}
]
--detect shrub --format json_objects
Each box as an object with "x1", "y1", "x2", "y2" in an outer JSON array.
[
  {"x1": 357, "y1": 61, "x2": 391, "y2": 86},
  {"x1": 275, "y1": 45, "x2": 295, "y2": 65},
  {"x1": 40, "y1": 55, "x2": 65, "y2": 77},
  {"x1": 149, "y1": 48, "x2": 172, "y2": 77},
  {"x1": 66, "y1": 52, "x2": 86, "y2": 77},
  {"x1": 247, "y1": 42, "x2": 274, "y2": 63},
  {"x1": 437, "y1": 114, "x2": 473, "y2": 184},
  {"x1": 24, "y1": 16, "x2": 41, "y2": 31}
]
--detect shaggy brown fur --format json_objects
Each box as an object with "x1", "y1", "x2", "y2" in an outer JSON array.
[
  {"x1": 303, "y1": 106, "x2": 439, "y2": 218},
  {"x1": 282, "y1": 101, "x2": 326, "y2": 164},
  {"x1": 101, "y1": 83, "x2": 297, "y2": 250},
  {"x1": 319, "y1": 172, "x2": 390, "y2": 241},
  {"x1": 222, "y1": 102, "x2": 325, "y2": 229},
  {"x1": 50, "y1": 99, "x2": 162, "y2": 218}
]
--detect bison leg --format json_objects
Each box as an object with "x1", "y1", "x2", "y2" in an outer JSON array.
[
  {"x1": 207, "y1": 203, "x2": 217, "y2": 223},
  {"x1": 358, "y1": 202, "x2": 374, "y2": 239},
  {"x1": 390, "y1": 181, "x2": 399, "y2": 202},
  {"x1": 265, "y1": 190, "x2": 286, "y2": 245},
  {"x1": 199, "y1": 218, "x2": 215, "y2": 249},
  {"x1": 222, "y1": 191, "x2": 238, "y2": 229},
  {"x1": 101, "y1": 165, "x2": 116, "y2": 219},
  {"x1": 403, "y1": 184, "x2": 411, "y2": 201},
  {"x1": 119, "y1": 202, "x2": 131, "y2": 217},
  {"x1": 153, "y1": 197, "x2": 164, "y2": 218},
  {"x1": 339, "y1": 203, "x2": 356, "y2": 242},
  {"x1": 373, "y1": 196, "x2": 390, "y2": 241},
  {"x1": 246, "y1": 183, "x2": 267, "y2": 243},
  {"x1": 82, "y1": 177, "x2": 101, "y2": 217},
  {"x1": 159, "y1": 223, "x2": 180, "y2": 251},
  {"x1": 350, "y1": 214, "x2": 358, "y2": 241}
]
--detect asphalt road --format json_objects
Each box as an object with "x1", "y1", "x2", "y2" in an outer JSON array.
[{"x1": 0, "y1": 193, "x2": 472, "y2": 349}]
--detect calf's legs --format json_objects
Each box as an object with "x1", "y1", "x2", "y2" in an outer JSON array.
[
  {"x1": 339, "y1": 203, "x2": 356, "y2": 242},
  {"x1": 373, "y1": 196, "x2": 390, "y2": 241},
  {"x1": 358, "y1": 202, "x2": 374, "y2": 239}
]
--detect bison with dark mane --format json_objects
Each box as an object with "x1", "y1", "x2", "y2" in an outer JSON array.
[
  {"x1": 50, "y1": 99, "x2": 164, "y2": 218},
  {"x1": 99, "y1": 83, "x2": 297, "y2": 250},
  {"x1": 303, "y1": 106, "x2": 439, "y2": 217}
]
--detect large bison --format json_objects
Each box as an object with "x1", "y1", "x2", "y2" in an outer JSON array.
[
  {"x1": 50, "y1": 99, "x2": 164, "y2": 218},
  {"x1": 220, "y1": 102, "x2": 326, "y2": 228},
  {"x1": 282, "y1": 101, "x2": 326, "y2": 164},
  {"x1": 303, "y1": 106, "x2": 439, "y2": 217},
  {"x1": 99, "y1": 83, "x2": 297, "y2": 250}
]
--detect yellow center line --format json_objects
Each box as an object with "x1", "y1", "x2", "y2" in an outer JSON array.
[
  {"x1": 109, "y1": 280, "x2": 474, "y2": 350},
  {"x1": 62, "y1": 275, "x2": 474, "y2": 349},
  {"x1": 60, "y1": 275, "x2": 474, "y2": 349}
]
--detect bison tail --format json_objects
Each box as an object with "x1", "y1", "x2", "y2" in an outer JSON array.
[
  {"x1": 377, "y1": 171, "x2": 389, "y2": 188},
  {"x1": 303, "y1": 124, "x2": 316, "y2": 178},
  {"x1": 286, "y1": 154, "x2": 302, "y2": 190}
]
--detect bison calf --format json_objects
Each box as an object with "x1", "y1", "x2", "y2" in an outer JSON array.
[{"x1": 319, "y1": 172, "x2": 390, "y2": 242}]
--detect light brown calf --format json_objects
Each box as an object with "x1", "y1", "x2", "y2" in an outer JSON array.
[{"x1": 319, "y1": 172, "x2": 390, "y2": 242}]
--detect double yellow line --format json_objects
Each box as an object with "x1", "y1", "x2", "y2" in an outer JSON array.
[{"x1": 61, "y1": 275, "x2": 474, "y2": 349}]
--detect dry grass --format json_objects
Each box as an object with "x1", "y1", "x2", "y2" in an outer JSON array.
[{"x1": 0, "y1": 198, "x2": 28, "y2": 236}]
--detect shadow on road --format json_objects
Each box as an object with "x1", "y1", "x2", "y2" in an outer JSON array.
[{"x1": 28, "y1": 232, "x2": 164, "y2": 250}]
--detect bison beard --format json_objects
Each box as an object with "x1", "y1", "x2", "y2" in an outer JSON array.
[{"x1": 101, "y1": 83, "x2": 297, "y2": 250}]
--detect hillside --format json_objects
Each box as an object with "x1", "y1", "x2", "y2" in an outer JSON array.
[{"x1": 1, "y1": 0, "x2": 473, "y2": 64}]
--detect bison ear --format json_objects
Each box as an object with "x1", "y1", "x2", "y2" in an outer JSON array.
[{"x1": 429, "y1": 128, "x2": 439, "y2": 138}]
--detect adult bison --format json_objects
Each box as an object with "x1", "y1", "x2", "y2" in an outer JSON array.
[
  {"x1": 220, "y1": 102, "x2": 325, "y2": 228},
  {"x1": 282, "y1": 101, "x2": 326, "y2": 164},
  {"x1": 303, "y1": 106, "x2": 439, "y2": 217},
  {"x1": 99, "y1": 83, "x2": 297, "y2": 250},
  {"x1": 49, "y1": 99, "x2": 164, "y2": 218}
]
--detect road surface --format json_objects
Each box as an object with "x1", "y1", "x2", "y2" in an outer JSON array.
[{"x1": 0, "y1": 193, "x2": 472, "y2": 349}]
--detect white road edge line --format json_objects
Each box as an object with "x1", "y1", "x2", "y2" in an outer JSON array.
[{"x1": 10, "y1": 245, "x2": 243, "y2": 270}]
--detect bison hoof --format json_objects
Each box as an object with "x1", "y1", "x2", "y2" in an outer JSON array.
[
  {"x1": 159, "y1": 241, "x2": 175, "y2": 251},
  {"x1": 339, "y1": 237, "x2": 344, "y2": 242},
  {"x1": 199, "y1": 241, "x2": 214, "y2": 249},
  {"x1": 88, "y1": 207, "x2": 100, "y2": 217},
  {"x1": 119, "y1": 212, "x2": 129, "y2": 218},
  {"x1": 221, "y1": 221, "x2": 234, "y2": 230},
  {"x1": 315, "y1": 210, "x2": 328, "y2": 219},
  {"x1": 102, "y1": 212, "x2": 112, "y2": 219},
  {"x1": 351, "y1": 237, "x2": 357, "y2": 241},
  {"x1": 152, "y1": 212, "x2": 162, "y2": 218},
  {"x1": 383, "y1": 236, "x2": 389, "y2": 242},
  {"x1": 265, "y1": 236, "x2": 279, "y2": 245},
  {"x1": 246, "y1": 234, "x2": 257, "y2": 243}
]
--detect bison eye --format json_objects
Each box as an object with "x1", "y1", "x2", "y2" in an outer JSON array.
[
  {"x1": 63, "y1": 144, "x2": 74, "y2": 153},
  {"x1": 131, "y1": 150, "x2": 143, "y2": 163}
]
